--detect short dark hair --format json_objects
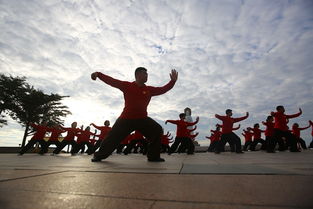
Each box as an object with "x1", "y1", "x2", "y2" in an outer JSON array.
[
  {"x1": 266, "y1": 116, "x2": 273, "y2": 121},
  {"x1": 226, "y1": 109, "x2": 232, "y2": 114},
  {"x1": 179, "y1": 113, "x2": 186, "y2": 119},
  {"x1": 135, "y1": 67, "x2": 147, "y2": 76},
  {"x1": 276, "y1": 105, "x2": 284, "y2": 111}
]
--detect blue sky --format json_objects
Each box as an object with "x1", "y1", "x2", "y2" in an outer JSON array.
[{"x1": 1, "y1": 0, "x2": 313, "y2": 147}]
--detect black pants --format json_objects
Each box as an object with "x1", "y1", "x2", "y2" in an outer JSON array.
[
  {"x1": 273, "y1": 129, "x2": 298, "y2": 151},
  {"x1": 53, "y1": 140, "x2": 77, "y2": 154},
  {"x1": 72, "y1": 142, "x2": 94, "y2": 155},
  {"x1": 250, "y1": 138, "x2": 266, "y2": 151},
  {"x1": 161, "y1": 144, "x2": 170, "y2": 153},
  {"x1": 19, "y1": 139, "x2": 47, "y2": 155},
  {"x1": 95, "y1": 117, "x2": 163, "y2": 160},
  {"x1": 41, "y1": 141, "x2": 61, "y2": 153},
  {"x1": 296, "y1": 137, "x2": 307, "y2": 149},
  {"x1": 265, "y1": 136, "x2": 276, "y2": 152},
  {"x1": 216, "y1": 132, "x2": 242, "y2": 153},
  {"x1": 309, "y1": 137, "x2": 313, "y2": 148},
  {"x1": 207, "y1": 141, "x2": 219, "y2": 152},
  {"x1": 243, "y1": 141, "x2": 252, "y2": 151},
  {"x1": 177, "y1": 138, "x2": 195, "y2": 154}
]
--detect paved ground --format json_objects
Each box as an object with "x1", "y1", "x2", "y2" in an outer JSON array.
[{"x1": 0, "y1": 150, "x2": 313, "y2": 209}]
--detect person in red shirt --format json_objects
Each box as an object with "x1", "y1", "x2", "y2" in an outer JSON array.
[
  {"x1": 90, "y1": 120, "x2": 112, "y2": 152},
  {"x1": 217, "y1": 124, "x2": 241, "y2": 152},
  {"x1": 262, "y1": 116, "x2": 277, "y2": 153},
  {"x1": 91, "y1": 67, "x2": 178, "y2": 162},
  {"x1": 19, "y1": 122, "x2": 50, "y2": 155},
  {"x1": 177, "y1": 125, "x2": 198, "y2": 154},
  {"x1": 53, "y1": 122, "x2": 80, "y2": 154},
  {"x1": 249, "y1": 123, "x2": 266, "y2": 151},
  {"x1": 161, "y1": 132, "x2": 173, "y2": 153},
  {"x1": 309, "y1": 120, "x2": 313, "y2": 149},
  {"x1": 292, "y1": 122, "x2": 310, "y2": 150},
  {"x1": 123, "y1": 130, "x2": 146, "y2": 155},
  {"x1": 207, "y1": 124, "x2": 222, "y2": 152},
  {"x1": 116, "y1": 134, "x2": 133, "y2": 154},
  {"x1": 242, "y1": 127, "x2": 253, "y2": 151},
  {"x1": 271, "y1": 106, "x2": 302, "y2": 152},
  {"x1": 166, "y1": 113, "x2": 199, "y2": 155},
  {"x1": 41, "y1": 126, "x2": 65, "y2": 154},
  {"x1": 215, "y1": 109, "x2": 248, "y2": 154},
  {"x1": 71, "y1": 126, "x2": 96, "y2": 155}
]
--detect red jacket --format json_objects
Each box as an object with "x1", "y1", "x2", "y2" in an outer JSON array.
[
  {"x1": 47, "y1": 128, "x2": 65, "y2": 142},
  {"x1": 60, "y1": 126, "x2": 80, "y2": 141},
  {"x1": 271, "y1": 111, "x2": 301, "y2": 131},
  {"x1": 91, "y1": 124, "x2": 112, "y2": 140},
  {"x1": 97, "y1": 73, "x2": 176, "y2": 119},
  {"x1": 210, "y1": 130, "x2": 221, "y2": 142},
  {"x1": 262, "y1": 121, "x2": 274, "y2": 137},
  {"x1": 250, "y1": 128, "x2": 264, "y2": 140},
  {"x1": 30, "y1": 123, "x2": 49, "y2": 140},
  {"x1": 166, "y1": 119, "x2": 198, "y2": 138},
  {"x1": 292, "y1": 124, "x2": 310, "y2": 138},
  {"x1": 215, "y1": 114, "x2": 248, "y2": 134},
  {"x1": 76, "y1": 130, "x2": 95, "y2": 144},
  {"x1": 242, "y1": 130, "x2": 253, "y2": 142}
]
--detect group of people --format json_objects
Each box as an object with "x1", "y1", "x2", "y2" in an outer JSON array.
[
  {"x1": 206, "y1": 107, "x2": 313, "y2": 153},
  {"x1": 18, "y1": 67, "x2": 312, "y2": 163}
]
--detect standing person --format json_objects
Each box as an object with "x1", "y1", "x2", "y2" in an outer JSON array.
[
  {"x1": 292, "y1": 122, "x2": 310, "y2": 150},
  {"x1": 90, "y1": 120, "x2": 112, "y2": 152},
  {"x1": 271, "y1": 106, "x2": 302, "y2": 152},
  {"x1": 249, "y1": 123, "x2": 266, "y2": 151},
  {"x1": 309, "y1": 120, "x2": 313, "y2": 149},
  {"x1": 215, "y1": 109, "x2": 248, "y2": 154},
  {"x1": 91, "y1": 67, "x2": 178, "y2": 162},
  {"x1": 262, "y1": 116, "x2": 276, "y2": 153},
  {"x1": 53, "y1": 122, "x2": 80, "y2": 154},
  {"x1": 71, "y1": 126, "x2": 95, "y2": 155},
  {"x1": 19, "y1": 122, "x2": 50, "y2": 155}
]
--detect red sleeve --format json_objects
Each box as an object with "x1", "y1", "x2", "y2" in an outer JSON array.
[
  {"x1": 232, "y1": 126, "x2": 240, "y2": 131},
  {"x1": 97, "y1": 72, "x2": 127, "y2": 91},
  {"x1": 215, "y1": 114, "x2": 225, "y2": 121},
  {"x1": 286, "y1": 111, "x2": 302, "y2": 119},
  {"x1": 166, "y1": 120, "x2": 179, "y2": 125},
  {"x1": 233, "y1": 115, "x2": 248, "y2": 123},
  {"x1": 149, "y1": 80, "x2": 176, "y2": 96},
  {"x1": 186, "y1": 120, "x2": 198, "y2": 126},
  {"x1": 299, "y1": 125, "x2": 311, "y2": 130}
]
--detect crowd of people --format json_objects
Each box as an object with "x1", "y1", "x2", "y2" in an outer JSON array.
[{"x1": 18, "y1": 67, "x2": 313, "y2": 163}]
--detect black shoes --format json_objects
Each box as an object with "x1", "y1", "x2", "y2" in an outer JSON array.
[
  {"x1": 91, "y1": 157, "x2": 102, "y2": 162},
  {"x1": 147, "y1": 157, "x2": 165, "y2": 162}
]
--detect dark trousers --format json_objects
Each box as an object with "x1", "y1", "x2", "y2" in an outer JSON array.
[
  {"x1": 72, "y1": 142, "x2": 94, "y2": 155},
  {"x1": 92, "y1": 139, "x2": 104, "y2": 153},
  {"x1": 19, "y1": 139, "x2": 46, "y2": 154},
  {"x1": 273, "y1": 129, "x2": 298, "y2": 151},
  {"x1": 53, "y1": 140, "x2": 77, "y2": 154},
  {"x1": 41, "y1": 141, "x2": 61, "y2": 153},
  {"x1": 250, "y1": 138, "x2": 266, "y2": 151},
  {"x1": 265, "y1": 136, "x2": 276, "y2": 152},
  {"x1": 177, "y1": 138, "x2": 195, "y2": 154},
  {"x1": 216, "y1": 132, "x2": 242, "y2": 153},
  {"x1": 296, "y1": 137, "x2": 307, "y2": 149},
  {"x1": 116, "y1": 144, "x2": 126, "y2": 153},
  {"x1": 243, "y1": 141, "x2": 252, "y2": 151},
  {"x1": 95, "y1": 117, "x2": 163, "y2": 160},
  {"x1": 309, "y1": 137, "x2": 313, "y2": 148},
  {"x1": 207, "y1": 141, "x2": 219, "y2": 152},
  {"x1": 161, "y1": 144, "x2": 170, "y2": 153}
]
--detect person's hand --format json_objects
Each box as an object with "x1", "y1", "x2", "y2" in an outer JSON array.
[
  {"x1": 170, "y1": 69, "x2": 178, "y2": 81},
  {"x1": 246, "y1": 112, "x2": 249, "y2": 117},
  {"x1": 165, "y1": 121, "x2": 168, "y2": 124},
  {"x1": 91, "y1": 72, "x2": 98, "y2": 80},
  {"x1": 299, "y1": 108, "x2": 302, "y2": 113}
]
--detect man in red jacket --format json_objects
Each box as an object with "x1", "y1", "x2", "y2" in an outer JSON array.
[
  {"x1": 91, "y1": 67, "x2": 178, "y2": 162},
  {"x1": 271, "y1": 106, "x2": 302, "y2": 152},
  {"x1": 215, "y1": 109, "x2": 248, "y2": 154}
]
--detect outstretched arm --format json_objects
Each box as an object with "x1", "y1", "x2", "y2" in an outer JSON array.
[
  {"x1": 91, "y1": 72, "x2": 126, "y2": 90},
  {"x1": 234, "y1": 112, "x2": 249, "y2": 123},
  {"x1": 150, "y1": 69, "x2": 178, "y2": 96},
  {"x1": 299, "y1": 123, "x2": 311, "y2": 130},
  {"x1": 232, "y1": 124, "x2": 240, "y2": 130},
  {"x1": 286, "y1": 108, "x2": 302, "y2": 119}
]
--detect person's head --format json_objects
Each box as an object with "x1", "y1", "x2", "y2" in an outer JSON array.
[
  {"x1": 293, "y1": 123, "x2": 299, "y2": 128},
  {"x1": 179, "y1": 113, "x2": 186, "y2": 120},
  {"x1": 135, "y1": 67, "x2": 148, "y2": 84},
  {"x1": 226, "y1": 109, "x2": 232, "y2": 116},
  {"x1": 71, "y1": 122, "x2": 77, "y2": 128},
  {"x1": 247, "y1": 127, "x2": 252, "y2": 131},
  {"x1": 104, "y1": 120, "x2": 110, "y2": 126},
  {"x1": 276, "y1": 105, "x2": 285, "y2": 113},
  {"x1": 184, "y1": 107, "x2": 191, "y2": 116},
  {"x1": 254, "y1": 123, "x2": 259, "y2": 128},
  {"x1": 266, "y1": 116, "x2": 273, "y2": 122}
]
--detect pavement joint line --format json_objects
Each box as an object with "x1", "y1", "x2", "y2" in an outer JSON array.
[
  {"x1": 2, "y1": 188, "x2": 310, "y2": 209},
  {"x1": 0, "y1": 170, "x2": 70, "y2": 183}
]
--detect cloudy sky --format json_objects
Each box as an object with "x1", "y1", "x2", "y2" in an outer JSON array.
[{"x1": 1, "y1": 0, "x2": 313, "y2": 147}]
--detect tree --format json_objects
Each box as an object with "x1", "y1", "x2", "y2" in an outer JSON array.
[
  {"x1": 9, "y1": 86, "x2": 71, "y2": 147},
  {"x1": 0, "y1": 74, "x2": 27, "y2": 127}
]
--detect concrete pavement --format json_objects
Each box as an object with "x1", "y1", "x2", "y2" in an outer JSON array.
[{"x1": 0, "y1": 150, "x2": 313, "y2": 209}]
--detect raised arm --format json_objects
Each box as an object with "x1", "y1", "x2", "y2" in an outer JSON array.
[
  {"x1": 232, "y1": 124, "x2": 240, "y2": 131},
  {"x1": 91, "y1": 72, "x2": 126, "y2": 90},
  {"x1": 186, "y1": 116, "x2": 199, "y2": 126},
  {"x1": 299, "y1": 123, "x2": 311, "y2": 130},
  {"x1": 234, "y1": 112, "x2": 249, "y2": 123},
  {"x1": 286, "y1": 108, "x2": 302, "y2": 119}
]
